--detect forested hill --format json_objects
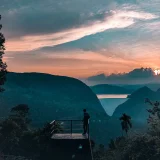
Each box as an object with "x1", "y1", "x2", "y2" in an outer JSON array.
[
  {"x1": 0, "y1": 72, "x2": 110, "y2": 144},
  {"x1": 112, "y1": 86, "x2": 160, "y2": 123},
  {"x1": 2, "y1": 72, "x2": 109, "y2": 122}
]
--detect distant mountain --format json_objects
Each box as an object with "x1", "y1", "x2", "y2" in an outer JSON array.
[
  {"x1": 112, "y1": 86, "x2": 160, "y2": 124},
  {"x1": 0, "y1": 72, "x2": 110, "y2": 144},
  {"x1": 87, "y1": 74, "x2": 106, "y2": 81},
  {"x1": 85, "y1": 68, "x2": 160, "y2": 85},
  {"x1": 91, "y1": 84, "x2": 133, "y2": 94},
  {"x1": 157, "y1": 88, "x2": 160, "y2": 92},
  {"x1": 121, "y1": 83, "x2": 160, "y2": 91},
  {"x1": 127, "y1": 86, "x2": 156, "y2": 99}
]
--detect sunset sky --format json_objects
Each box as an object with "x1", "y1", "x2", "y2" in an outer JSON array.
[{"x1": 1, "y1": 0, "x2": 160, "y2": 78}]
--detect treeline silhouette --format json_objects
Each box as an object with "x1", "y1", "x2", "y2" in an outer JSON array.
[
  {"x1": 0, "y1": 104, "x2": 62, "y2": 160},
  {"x1": 93, "y1": 99, "x2": 160, "y2": 160},
  {"x1": 0, "y1": 15, "x2": 7, "y2": 92}
]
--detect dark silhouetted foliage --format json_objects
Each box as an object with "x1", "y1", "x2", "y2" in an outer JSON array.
[
  {"x1": 93, "y1": 100, "x2": 160, "y2": 160},
  {"x1": 11, "y1": 104, "x2": 29, "y2": 117},
  {"x1": 0, "y1": 15, "x2": 7, "y2": 92},
  {"x1": 0, "y1": 105, "x2": 63, "y2": 160}
]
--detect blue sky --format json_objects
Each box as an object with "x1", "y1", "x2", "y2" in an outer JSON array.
[{"x1": 1, "y1": 0, "x2": 160, "y2": 78}]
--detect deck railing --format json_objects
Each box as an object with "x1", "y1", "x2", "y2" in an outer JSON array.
[{"x1": 50, "y1": 120, "x2": 90, "y2": 139}]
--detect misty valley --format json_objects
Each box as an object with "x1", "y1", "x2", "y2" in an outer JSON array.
[{"x1": 0, "y1": 72, "x2": 160, "y2": 160}]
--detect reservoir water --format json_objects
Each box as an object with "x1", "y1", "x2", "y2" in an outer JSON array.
[{"x1": 97, "y1": 94, "x2": 128, "y2": 99}]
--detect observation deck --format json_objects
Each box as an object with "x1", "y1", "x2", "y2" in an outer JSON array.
[{"x1": 50, "y1": 120, "x2": 93, "y2": 160}]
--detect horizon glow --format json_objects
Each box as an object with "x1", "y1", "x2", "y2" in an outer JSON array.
[{"x1": 154, "y1": 69, "x2": 160, "y2": 75}]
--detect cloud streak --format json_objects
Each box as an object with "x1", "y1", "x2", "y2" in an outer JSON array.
[{"x1": 6, "y1": 10, "x2": 158, "y2": 52}]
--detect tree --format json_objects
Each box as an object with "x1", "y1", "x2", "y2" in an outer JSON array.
[
  {"x1": 0, "y1": 105, "x2": 30, "y2": 154},
  {"x1": 145, "y1": 98, "x2": 160, "y2": 135},
  {"x1": 0, "y1": 105, "x2": 63, "y2": 159},
  {"x1": 0, "y1": 15, "x2": 7, "y2": 92},
  {"x1": 11, "y1": 104, "x2": 30, "y2": 117},
  {"x1": 10, "y1": 104, "x2": 31, "y2": 131},
  {"x1": 93, "y1": 99, "x2": 160, "y2": 160},
  {"x1": 0, "y1": 119, "x2": 20, "y2": 153}
]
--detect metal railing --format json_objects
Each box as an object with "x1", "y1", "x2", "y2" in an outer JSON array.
[{"x1": 50, "y1": 120, "x2": 90, "y2": 138}]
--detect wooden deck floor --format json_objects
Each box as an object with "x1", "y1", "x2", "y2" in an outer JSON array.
[{"x1": 51, "y1": 133, "x2": 88, "y2": 139}]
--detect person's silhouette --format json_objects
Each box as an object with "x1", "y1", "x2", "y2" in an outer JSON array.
[{"x1": 82, "y1": 109, "x2": 90, "y2": 135}]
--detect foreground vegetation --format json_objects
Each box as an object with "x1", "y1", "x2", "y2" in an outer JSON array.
[
  {"x1": 0, "y1": 15, "x2": 7, "y2": 92},
  {"x1": 93, "y1": 100, "x2": 160, "y2": 160},
  {"x1": 0, "y1": 99, "x2": 160, "y2": 160},
  {"x1": 0, "y1": 104, "x2": 62, "y2": 160}
]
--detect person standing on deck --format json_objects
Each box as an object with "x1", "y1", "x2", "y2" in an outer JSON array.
[{"x1": 82, "y1": 109, "x2": 90, "y2": 135}]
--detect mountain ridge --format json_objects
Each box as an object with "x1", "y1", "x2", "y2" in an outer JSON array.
[
  {"x1": 91, "y1": 84, "x2": 133, "y2": 94},
  {"x1": 112, "y1": 86, "x2": 160, "y2": 124},
  {"x1": 85, "y1": 68, "x2": 160, "y2": 85}
]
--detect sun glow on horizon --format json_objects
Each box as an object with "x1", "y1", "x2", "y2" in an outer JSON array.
[{"x1": 154, "y1": 69, "x2": 160, "y2": 75}]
